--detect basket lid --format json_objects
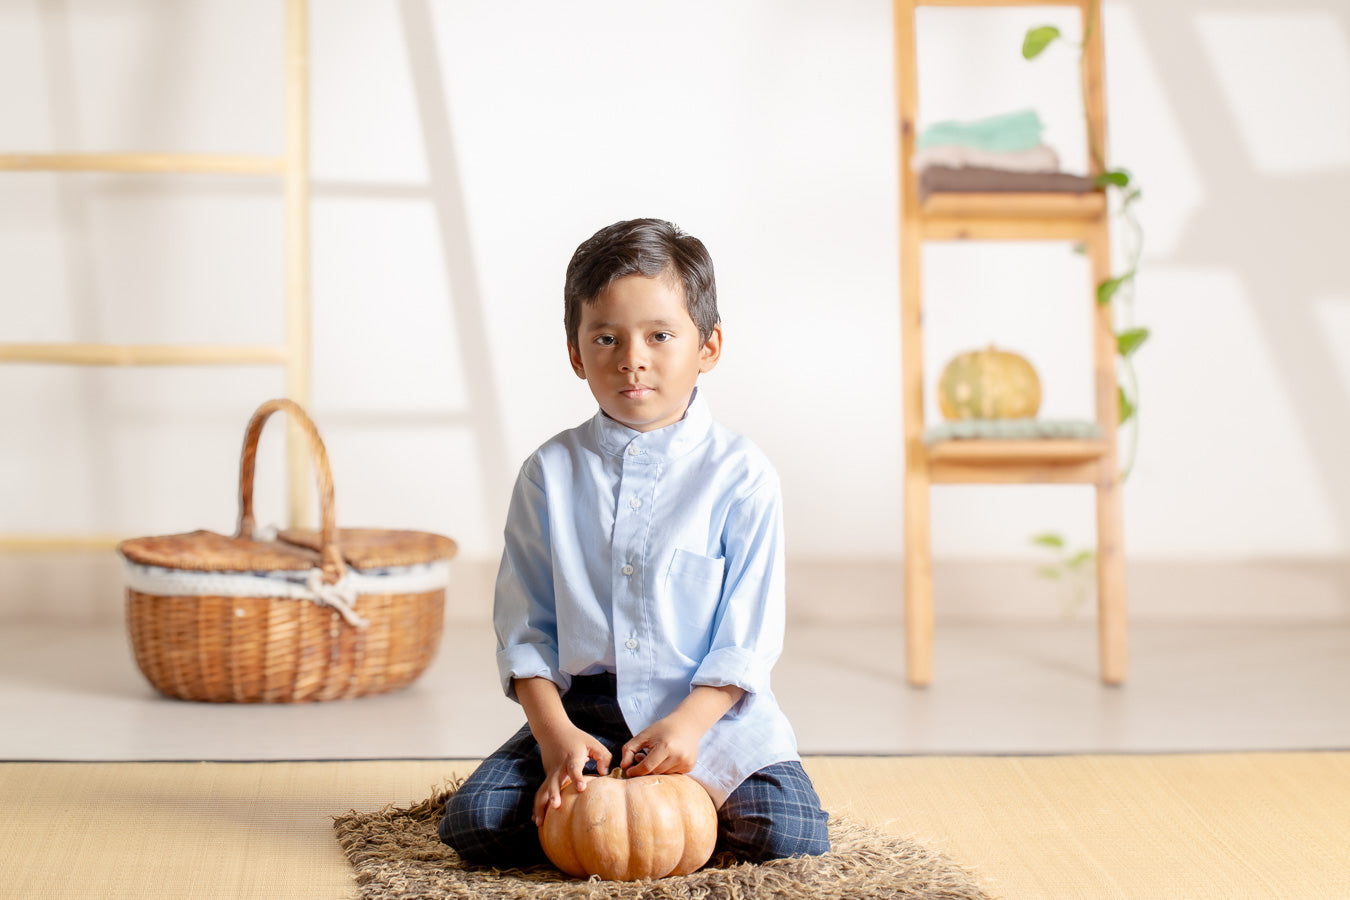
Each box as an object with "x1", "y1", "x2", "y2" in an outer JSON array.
[
  {"x1": 118, "y1": 529, "x2": 322, "y2": 572},
  {"x1": 276, "y1": 527, "x2": 458, "y2": 570}
]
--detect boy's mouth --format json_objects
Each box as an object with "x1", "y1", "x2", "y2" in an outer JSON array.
[{"x1": 620, "y1": 385, "x2": 653, "y2": 400}]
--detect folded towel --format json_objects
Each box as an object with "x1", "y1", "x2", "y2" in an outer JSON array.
[
  {"x1": 911, "y1": 143, "x2": 1061, "y2": 174},
  {"x1": 922, "y1": 418, "x2": 1103, "y2": 445},
  {"x1": 917, "y1": 109, "x2": 1044, "y2": 153},
  {"x1": 918, "y1": 165, "x2": 1095, "y2": 200}
]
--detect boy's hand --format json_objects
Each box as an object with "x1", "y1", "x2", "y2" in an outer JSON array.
[
  {"x1": 620, "y1": 715, "x2": 701, "y2": 776},
  {"x1": 513, "y1": 676, "x2": 613, "y2": 826},
  {"x1": 620, "y1": 683, "x2": 746, "y2": 777},
  {"x1": 533, "y1": 724, "x2": 611, "y2": 826}
]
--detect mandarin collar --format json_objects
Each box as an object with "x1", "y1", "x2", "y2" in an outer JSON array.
[{"x1": 591, "y1": 387, "x2": 713, "y2": 460}]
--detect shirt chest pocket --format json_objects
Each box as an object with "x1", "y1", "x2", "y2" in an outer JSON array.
[{"x1": 661, "y1": 549, "x2": 726, "y2": 659}]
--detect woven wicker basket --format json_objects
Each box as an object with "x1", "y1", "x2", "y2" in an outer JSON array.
[{"x1": 118, "y1": 398, "x2": 457, "y2": 703}]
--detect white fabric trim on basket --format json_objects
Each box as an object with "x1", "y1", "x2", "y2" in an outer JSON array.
[{"x1": 121, "y1": 559, "x2": 452, "y2": 630}]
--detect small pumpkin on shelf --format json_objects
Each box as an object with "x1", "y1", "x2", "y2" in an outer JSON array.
[
  {"x1": 538, "y1": 767, "x2": 718, "y2": 881},
  {"x1": 937, "y1": 344, "x2": 1042, "y2": 421}
]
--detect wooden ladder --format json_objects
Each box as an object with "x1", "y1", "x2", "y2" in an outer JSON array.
[
  {"x1": 0, "y1": 0, "x2": 313, "y2": 552},
  {"x1": 893, "y1": 0, "x2": 1127, "y2": 685}
]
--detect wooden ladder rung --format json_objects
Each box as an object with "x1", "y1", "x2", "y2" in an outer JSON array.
[
  {"x1": 917, "y1": 0, "x2": 1085, "y2": 7},
  {"x1": 0, "y1": 153, "x2": 286, "y2": 176},
  {"x1": 920, "y1": 192, "x2": 1106, "y2": 241},
  {"x1": 0, "y1": 343, "x2": 292, "y2": 367},
  {"x1": 922, "y1": 191, "x2": 1106, "y2": 219},
  {"x1": 927, "y1": 439, "x2": 1107, "y2": 485},
  {"x1": 0, "y1": 534, "x2": 124, "y2": 552},
  {"x1": 927, "y1": 437, "x2": 1108, "y2": 463},
  {"x1": 0, "y1": 531, "x2": 124, "y2": 553}
]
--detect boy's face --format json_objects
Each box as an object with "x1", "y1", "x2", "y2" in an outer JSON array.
[{"x1": 568, "y1": 274, "x2": 722, "y2": 433}]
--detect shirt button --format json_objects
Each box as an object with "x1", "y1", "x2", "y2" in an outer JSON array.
[
  {"x1": 627, "y1": 445, "x2": 641, "y2": 456},
  {"x1": 629, "y1": 497, "x2": 642, "y2": 509},
  {"x1": 621, "y1": 564, "x2": 634, "y2": 576},
  {"x1": 625, "y1": 638, "x2": 639, "y2": 650}
]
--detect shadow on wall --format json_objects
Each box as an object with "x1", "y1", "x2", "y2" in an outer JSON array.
[
  {"x1": 398, "y1": 0, "x2": 513, "y2": 511},
  {"x1": 311, "y1": 0, "x2": 514, "y2": 515},
  {"x1": 1136, "y1": 6, "x2": 1350, "y2": 559}
]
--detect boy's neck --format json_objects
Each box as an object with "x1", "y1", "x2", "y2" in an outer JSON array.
[{"x1": 600, "y1": 388, "x2": 698, "y2": 434}]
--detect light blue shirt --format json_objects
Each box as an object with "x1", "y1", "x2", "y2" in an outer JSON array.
[{"x1": 493, "y1": 389, "x2": 800, "y2": 805}]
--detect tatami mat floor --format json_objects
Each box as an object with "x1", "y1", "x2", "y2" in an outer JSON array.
[{"x1": 3, "y1": 619, "x2": 1348, "y2": 760}]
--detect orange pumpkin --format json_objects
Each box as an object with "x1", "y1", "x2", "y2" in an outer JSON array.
[
  {"x1": 937, "y1": 344, "x2": 1042, "y2": 420},
  {"x1": 538, "y1": 769, "x2": 718, "y2": 881}
]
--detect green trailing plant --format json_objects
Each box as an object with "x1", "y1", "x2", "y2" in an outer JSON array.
[
  {"x1": 1023, "y1": 19, "x2": 1147, "y2": 611},
  {"x1": 1021, "y1": 20, "x2": 1147, "y2": 479},
  {"x1": 1030, "y1": 532, "x2": 1096, "y2": 619}
]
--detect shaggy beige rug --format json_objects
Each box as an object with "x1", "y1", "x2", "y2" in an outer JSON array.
[{"x1": 333, "y1": 781, "x2": 992, "y2": 900}]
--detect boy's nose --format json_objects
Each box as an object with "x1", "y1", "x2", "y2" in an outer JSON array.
[{"x1": 619, "y1": 348, "x2": 648, "y2": 371}]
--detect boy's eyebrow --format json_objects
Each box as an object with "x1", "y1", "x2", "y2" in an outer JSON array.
[{"x1": 582, "y1": 319, "x2": 683, "y2": 331}]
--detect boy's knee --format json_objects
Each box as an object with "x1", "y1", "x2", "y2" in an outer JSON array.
[
  {"x1": 438, "y1": 781, "x2": 538, "y2": 867},
  {"x1": 437, "y1": 785, "x2": 491, "y2": 860},
  {"x1": 718, "y1": 761, "x2": 831, "y2": 862},
  {"x1": 765, "y1": 812, "x2": 831, "y2": 859},
  {"x1": 722, "y1": 808, "x2": 831, "y2": 862}
]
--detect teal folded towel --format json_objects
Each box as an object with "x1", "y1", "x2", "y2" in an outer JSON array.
[
  {"x1": 922, "y1": 418, "x2": 1103, "y2": 445},
  {"x1": 917, "y1": 109, "x2": 1044, "y2": 153}
]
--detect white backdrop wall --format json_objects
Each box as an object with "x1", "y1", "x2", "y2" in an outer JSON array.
[{"x1": 3, "y1": 1, "x2": 1349, "y2": 579}]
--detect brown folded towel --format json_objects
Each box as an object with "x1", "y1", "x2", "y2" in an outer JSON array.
[{"x1": 919, "y1": 165, "x2": 1095, "y2": 201}]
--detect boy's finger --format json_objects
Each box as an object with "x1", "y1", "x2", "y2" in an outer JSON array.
[
  {"x1": 594, "y1": 744, "x2": 613, "y2": 773},
  {"x1": 568, "y1": 759, "x2": 588, "y2": 792},
  {"x1": 532, "y1": 784, "x2": 553, "y2": 826},
  {"x1": 627, "y1": 747, "x2": 656, "y2": 776},
  {"x1": 620, "y1": 738, "x2": 648, "y2": 767}
]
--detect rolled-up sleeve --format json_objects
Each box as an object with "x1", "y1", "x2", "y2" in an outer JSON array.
[
  {"x1": 493, "y1": 460, "x2": 567, "y2": 701},
  {"x1": 691, "y1": 476, "x2": 785, "y2": 697}
]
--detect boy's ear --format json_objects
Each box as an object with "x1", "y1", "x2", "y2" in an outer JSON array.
[
  {"x1": 568, "y1": 342, "x2": 587, "y2": 379},
  {"x1": 698, "y1": 324, "x2": 723, "y2": 374}
]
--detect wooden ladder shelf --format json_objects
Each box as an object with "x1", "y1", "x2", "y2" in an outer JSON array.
[
  {"x1": 0, "y1": 0, "x2": 313, "y2": 552},
  {"x1": 894, "y1": 0, "x2": 1127, "y2": 685}
]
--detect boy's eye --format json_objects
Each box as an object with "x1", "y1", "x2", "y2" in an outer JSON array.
[
  {"x1": 651, "y1": 332, "x2": 674, "y2": 343},
  {"x1": 594, "y1": 335, "x2": 616, "y2": 346}
]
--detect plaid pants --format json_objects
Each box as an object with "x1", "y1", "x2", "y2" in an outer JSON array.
[{"x1": 438, "y1": 674, "x2": 830, "y2": 868}]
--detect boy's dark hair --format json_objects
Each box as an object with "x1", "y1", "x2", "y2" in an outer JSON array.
[{"x1": 564, "y1": 218, "x2": 720, "y2": 347}]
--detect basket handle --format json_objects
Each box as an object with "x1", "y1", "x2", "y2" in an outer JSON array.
[{"x1": 236, "y1": 398, "x2": 346, "y2": 585}]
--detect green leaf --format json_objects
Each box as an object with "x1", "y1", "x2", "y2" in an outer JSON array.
[
  {"x1": 1098, "y1": 271, "x2": 1136, "y2": 305},
  {"x1": 1036, "y1": 566, "x2": 1065, "y2": 580},
  {"x1": 1116, "y1": 327, "x2": 1151, "y2": 358},
  {"x1": 1071, "y1": 242, "x2": 1088, "y2": 256},
  {"x1": 1094, "y1": 169, "x2": 1131, "y2": 189},
  {"x1": 1031, "y1": 532, "x2": 1066, "y2": 550},
  {"x1": 1066, "y1": 550, "x2": 1096, "y2": 571},
  {"x1": 1022, "y1": 26, "x2": 1061, "y2": 59},
  {"x1": 1097, "y1": 275, "x2": 1125, "y2": 305},
  {"x1": 1118, "y1": 385, "x2": 1137, "y2": 424}
]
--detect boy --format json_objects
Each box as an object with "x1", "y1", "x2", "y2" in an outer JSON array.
[{"x1": 439, "y1": 218, "x2": 830, "y2": 868}]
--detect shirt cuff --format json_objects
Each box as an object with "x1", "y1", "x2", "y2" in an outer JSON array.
[
  {"x1": 691, "y1": 646, "x2": 768, "y2": 696},
  {"x1": 496, "y1": 643, "x2": 566, "y2": 700}
]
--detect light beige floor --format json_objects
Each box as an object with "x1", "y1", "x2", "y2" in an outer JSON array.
[
  {"x1": 6, "y1": 754, "x2": 1350, "y2": 900},
  {"x1": 2, "y1": 619, "x2": 1348, "y2": 759}
]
